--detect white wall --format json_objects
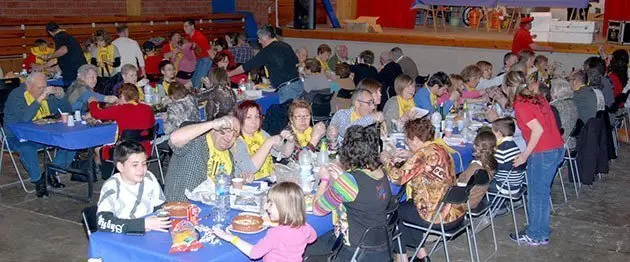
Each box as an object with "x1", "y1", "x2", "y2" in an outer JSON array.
[{"x1": 284, "y1": 37, "x2": 594, "y2": 76}]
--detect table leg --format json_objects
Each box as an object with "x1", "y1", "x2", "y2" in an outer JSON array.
[{"x1": 45, "y1": 148, "x2": 96, "y2": 203}]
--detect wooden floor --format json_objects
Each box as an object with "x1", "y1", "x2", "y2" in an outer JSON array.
[{"x1": 282, "y1": 24, "x2": 629, "y2": 55}]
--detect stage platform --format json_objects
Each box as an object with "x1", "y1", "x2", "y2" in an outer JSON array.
[{"x1": 282, "y1": 25, "x2": 629, "y2": 55}]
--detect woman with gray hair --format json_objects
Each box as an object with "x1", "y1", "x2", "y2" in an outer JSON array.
[
  {"x1": 66, "y1": 64, "x2": 118, "y2": 113},
  {"x1": 549, "y1": 78, "x2": 578, "y2": 149}
]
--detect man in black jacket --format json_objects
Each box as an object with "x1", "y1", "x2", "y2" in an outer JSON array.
[{"x1": 377, "y1": 51, "x2": 403, "y2": 110}]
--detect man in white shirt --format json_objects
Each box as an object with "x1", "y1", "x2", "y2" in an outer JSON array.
[{"x1": 112, "y1": 24, "x2": 145, "y2": 76}]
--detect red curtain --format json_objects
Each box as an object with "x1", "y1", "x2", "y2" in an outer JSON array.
[{"x1": 356, "y1": 0, "x2": 418, "y2": 29}]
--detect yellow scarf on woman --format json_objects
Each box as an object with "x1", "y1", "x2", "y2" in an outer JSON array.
[
  {"x1": 242, "y1": 131, "x2": 274, "y2": 180},
  {"x1": 205, "y1": 133, "x2": 233, "y2": 180},
  {"x1": 294, "y1": 127, "x2": 313, "y2": 148},
  {"x1": 162, "y1": 80, "x2": 171, "y2": 96},
  {"x1": 24, "y1": 91, "x2": 50, "y2": 120},
  {"x1": 96, "y1": 45, "x2": 116, "y2": 77},
  {"x1": 397, "y1": 97, "x2": 415, "y2": 118},
  {"x1": 429, "y1": 91, "x2": 438, "y2": 109}
]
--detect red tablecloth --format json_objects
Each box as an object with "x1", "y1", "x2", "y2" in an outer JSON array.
[{"x1": 357, "y1": 0, "x2": 418, "y2": 29}]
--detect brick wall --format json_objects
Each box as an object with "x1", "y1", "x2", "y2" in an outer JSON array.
[
  {"x1": 142, "y1": 0, "x2": 213, "y2": 15},
  {"x1": 0, "y1": 0, "x2": 126, "y2": 17},
  {"x1": 236, "y1": 0, "x2": 272, "y2": 25},
  {"x1": 0, "y1": 0, "x2": 213, "y2": 17}
]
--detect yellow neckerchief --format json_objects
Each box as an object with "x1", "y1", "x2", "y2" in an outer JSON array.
[
  {"x1": 350, "y1": 108, "x2": 361, "y2": 122},
  {"x1": 397, "y1": 96, "x2": 415, "y2": 118},
  {"x1": 96, "y1": 45, "x2": 115, "y2": 77},
  {"x1": 241, "y1": 131, "x2": 274, "y2": 180},
  {"x1": 162, "y1": 80, "x2": 172, "y2": 96},
  {"x1": 293, "y1": 126, "x2": 313, "y2": 148},
  {"x1": 30, "y1": 46, "x2": 55, "y2": 65},
  {"x1": 464, "y1": 83, "x2": 474, "y2": 91},
  {"x1": 169, "y1": 43, "x2": 184, "y2": 71},
  {"x1": 316, "y1": 57, "x2": 330, "y2": 71},
  {"x1": 429, "y1": 89, "x2": 438, "y2": 109},
  {"x1": 433, "y1": 138, "x2": 456, "y2": 153},
  {"x1": 205, "y1": 133, "x2": 233, "y2": 180},
  {"x1": 574, "y1": 84, "x2": 586, "y2": 92},
  {"x1": 83, "y1": 52, "x2": 91, "y2": 64},
  {"x1": 135, "y1": 85, "x2": 145, "y2": 101},
  {"x1": 24, "y1": 91, "x2": 50, "y2": 120}
]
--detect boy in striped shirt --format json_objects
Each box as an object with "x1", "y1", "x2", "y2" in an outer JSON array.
[{"x1": 490, "y1": 117, "x2": 527, "y2": 195}]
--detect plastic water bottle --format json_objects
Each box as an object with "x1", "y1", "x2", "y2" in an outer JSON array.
[
  {"x1": 316, "y1": 138, "x2": 329, "y2": 167},
  {"x1": 213, "y1": 164, "x2": 231, "y2": 225},
  {"x1": 143, "y1": 85, "x2": 153, "y2": 105}
]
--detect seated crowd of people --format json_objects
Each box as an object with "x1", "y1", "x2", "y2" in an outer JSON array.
[{"x1": 2, "y1": 19, "x2": 629, "y2": 262}]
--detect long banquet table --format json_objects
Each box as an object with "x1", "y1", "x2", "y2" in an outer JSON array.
[{"x1": 88, "y1": 203, "x2": 333, "y2": 262}]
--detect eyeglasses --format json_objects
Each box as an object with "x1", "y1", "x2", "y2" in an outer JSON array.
[
  {"x1": 216, "y1": 128, "x2": 238, "y2": 137},
  {"x1": 357, "y1": 100, "x2": 376, "y2": 106}
]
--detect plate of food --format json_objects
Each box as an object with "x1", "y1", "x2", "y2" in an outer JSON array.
[{"x1": 227, "y1": 213, "x2": 268, "y2": 234}]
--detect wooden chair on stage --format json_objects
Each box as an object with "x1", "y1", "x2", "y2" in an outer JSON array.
[
  {"x1": 506, "y1": 7, "x2": 523, "y2": 33},
  {"x1": 419, "y1": 5, "x2": 449, "y2": 32}
]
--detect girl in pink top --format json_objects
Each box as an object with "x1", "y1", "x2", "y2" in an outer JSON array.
[
  {"x1": 214, "y1": 182, "x2": 317, "y2": 262},
  {"x1": 175, "y1": 40, "x2": 197, "y2": 87}
]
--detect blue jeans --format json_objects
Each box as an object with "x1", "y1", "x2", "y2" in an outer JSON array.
[
  {"x1": 525, "y1": 147, "x2": 565, "y2": 241},
  {"x1": 191, "y1": 57, "x2": 213, "y2": 89},
  {"x1": 277, "y1": 79, "x2": 304, "y2": 104},
  {"x1": 6, "y1": 136, "x2": 76, "y2": 182}
]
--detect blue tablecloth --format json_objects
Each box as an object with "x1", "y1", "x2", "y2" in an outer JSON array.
[
  {"x1": 89, "y1": 205, "x2": 333, "y2": 262},
  {"x1": 9, "y1": 119, "x2": 165, "y2": 150},
  {"x1": 47, "y1": 78, "x2": 65, "y2": 87},
  {"x1": 250, "y1": 92, "x2": 279, "y2": 115}
]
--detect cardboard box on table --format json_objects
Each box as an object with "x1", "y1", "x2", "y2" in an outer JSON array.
[{"x1": 549, "y1": 21, "x2": 598, "y2": 44}]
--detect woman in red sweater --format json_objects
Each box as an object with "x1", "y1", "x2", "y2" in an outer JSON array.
[
  {"x1": 89, "y1": 83, "x2": 156, "y2": 161},
  {"x1": 503, "y1": 71, "x2": 564, "y2": 246}
]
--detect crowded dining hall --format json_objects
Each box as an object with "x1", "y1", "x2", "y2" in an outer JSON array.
[{"x1": 1, "y1": 0, "x2": 630, "y2": 261}]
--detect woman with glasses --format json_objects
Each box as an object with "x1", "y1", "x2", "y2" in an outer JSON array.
[
  {"x1": 164, "y1": 84, "x2": 238, "y2": 201},
  {"x1": 329, "y1": 88, "x2": 384, "y2": 139},
  {"x1": 414, "y1": 71, "x2": 461, "y2": 114},
  {"x1": 233, "y1": 100, "x2": 294, "y2": 181},
  {"x1": 285, "y1": 100, "x2": 327, "y2": 153}
]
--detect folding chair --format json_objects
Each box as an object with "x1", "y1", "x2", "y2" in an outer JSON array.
[
  {"x1": 0, "y1": 126, "x2": 53, "y2": 193},
  {"x1": 309, "y1": 92, "x2": 334, "y2": 124},
  {"x1": 402, "y1": 186, "x2": 477, "y2": 262},
  {"x1": 105, "y1": 124, "x2": 164, "y2": 183},
  {"x1": 82, "y1": 205, "x2": 98, "y2": 238},
  {"x1": 350, "y1": 225, "x2": 392, "y2": 262},
  {"x1": 563, "y1": 119, "x2": 584, "y2": 198},
  {"x1": 469, "y1": 193, "x2": 498, "y2": 262},
  {"x1": 487, "y1": 170, "x2": 529, "y2": 246},
  {"x1": 303, "y1": 233, "x2": 344, "y2": 262},
  {"x1": 388, "y1": 185, "x2": 407, "y2": 256},
  {"x1": 451, "y1": 150, "x2": 465, "y2": 173}
]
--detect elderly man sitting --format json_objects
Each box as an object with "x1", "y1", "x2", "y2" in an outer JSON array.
[
  {"x1": 66, "y1": 64, "x2": 118, "y2": 113},
  {"x1": 329, "y1": 88, "x2": 384, "y2": 138},
  {"x1": 3, "y1": 72, "x2": 76, "y2": 197}
]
